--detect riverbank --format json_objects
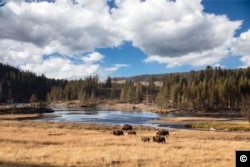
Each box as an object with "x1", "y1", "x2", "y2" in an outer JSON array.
[
  {"x1": 152, "y1": 116, "x2": 250, "y2": 131},
  {"x1": 49, "y1": 100, "x2": 174, "y2": 113},
  {"x1": 0, "y1": 114, "x2": 42, "y2": 120},
  {"x1": 0, "y1": 105, "x2": 54, "y2": 115},
  {"x1": 0, "y1": 120, "x2": 249, "y2": 167}
]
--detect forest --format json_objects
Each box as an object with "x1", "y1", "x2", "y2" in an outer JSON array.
[
  {"x1": 0, "y1": 63, "x2": 67, "y2": 103},
  {"x1": 0, "y1": 63, "x2": 250, "y2": 112}
]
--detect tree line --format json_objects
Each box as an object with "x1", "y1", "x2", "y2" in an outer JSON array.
[
  {"x1": 157, "y1": 66, "x2": 250, "y2": 111},
  {"x1": 1, "y1": 63, "x2": 250, "y2": 113},
  {"x1": 0, "y1": 63, "x2": 67, "y2": 103}
]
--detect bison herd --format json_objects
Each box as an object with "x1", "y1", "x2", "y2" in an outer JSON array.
[
  {"x1": 113, "y1": 124, "x2": 169, "y2": 143},
  {"x1": 113, "y1": 130, "x2": 124, "y2": 136}
]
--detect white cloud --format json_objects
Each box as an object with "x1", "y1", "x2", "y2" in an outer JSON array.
[
  {"x1": 82, "y1": 52, "x2": 104, "y2": 64},
  {"x1": 213, "y1": 63, "x2": 226, "y2": 69},
  {"x1": 105, "y1": 63, "x2": 129, "y2": 72},
  {"x1": 0, "y1": 0, "x2": 123, "y2": 79},
  {"x1": 20, "y1": 54, "x2": 101, "y2": 80},
  {"x1": 0, "y1": 0, "x2": 123, "y2": 54},
  {"x1": 0, "y1": 0, "x2": 246, "y2": 79},
  {"x1": 19, "y1": 51, "x2": 129, "y2": 80},
  {"x1": 0, "y1": 39, "x2": 43, "y2": 66},
  {"x1": 112, "y1": 0, "x2": 241, "y2": 67},
  {"x1": 144, "y1": 46, "x2": 228, "y2": 67},
  {"x1": 231, "y1": 29, "x2": 250, "y2": 67}
]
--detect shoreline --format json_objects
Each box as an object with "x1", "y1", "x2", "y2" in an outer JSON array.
[
  {"x1": 0, "y1": 112, "x2": 249, "y2": 132},
  {"x1": 48, "y1": 100, "x2": 244, "y2": 116},
  {"x1": 1, "y1": 101, "x2": 249, "y2": 132},
  {"x1": 49, "y1": 100, "x2": 178, "y2": 113},
  {"x1": 0, "y1": 105, "x2": 54, "y2": 114}
]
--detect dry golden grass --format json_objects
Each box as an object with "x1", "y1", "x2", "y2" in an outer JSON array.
[
  {"x1": 156, "y1": 116, "x2": 231, "y2": 122},
  {"x1": 0, "y1": 120, "x2": 250, "y2": 167},
  {"x1": 0, "y1": 114, "x2": 42, "y2": 120},
  {"x1": 153, "y1": 116, "x2": 250, "y2": 131}
]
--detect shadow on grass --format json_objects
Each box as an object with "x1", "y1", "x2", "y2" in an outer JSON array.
[
  {"x1": 0, "y1": 160, "x2": 60, "y2": 167},
  {"x1": 0, "y1": 139, "x2": 62, "y2": 145}
]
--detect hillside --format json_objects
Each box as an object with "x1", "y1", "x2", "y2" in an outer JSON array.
[{"x1": 0, "y1": 63, "x2": 67, "y2": 103}]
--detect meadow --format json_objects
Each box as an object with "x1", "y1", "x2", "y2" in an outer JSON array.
[{"x1": 0, "y1": 119, "x2": 250, "y2": 167}]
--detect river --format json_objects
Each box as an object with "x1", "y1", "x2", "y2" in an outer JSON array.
[
  {"x1": 38, "y1": 107, "x2": 179, "y2": 129},
  {"x1": 39, "y1": 107, "x2": 241, "y2": 129}
]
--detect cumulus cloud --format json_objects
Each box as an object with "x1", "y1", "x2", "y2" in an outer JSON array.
[
  {"x1": 0, "y1": 0, "x2": 123, "y2": 54},
  {"x1": 104, "y1": 63, "x2": 129, "y2": 72},
  {"x1": 144, "y1": 46, "x2": 228, "y2": 67},
  {"x1": 20, "y1": 52, "x2": 104, "y2": 79},
  {"x1": 82, "y1": 52, "x2": 104, "y2": 64},
  {"x1": 0, "y1": 39, "x2": 43, "y2": 66},
  {"x1": 0, "y1": 0, "x2": 123, "y2": 79},
  {"x1": 231, "y1": 30, "x2": 250, "y2": 67},
  {"x1": 0, "y1": 0, "x2": 245, "y2": 79},
  {"x1": 112, "y1": 0, "x2": 241, "y2": 67}
]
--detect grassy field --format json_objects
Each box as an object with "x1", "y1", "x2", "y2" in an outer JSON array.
[
  {"x1": 0, "y1": 120, "x2": 250, "y2": 167},
  {"x1": 152, "y1": 116, "x2": 250, "y2": 131}
]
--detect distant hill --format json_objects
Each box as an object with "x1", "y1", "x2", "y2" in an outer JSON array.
[
  {"x1": 112, "y1": 67, "x2": 245, "y2": 82},
  {"x1": 113, "y1": 72, "x2": 188, "y2": 82}
]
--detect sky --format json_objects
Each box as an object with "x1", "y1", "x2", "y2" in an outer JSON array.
[{"x1": 0, "y1": 0, "x2": 250, "y2": 80}]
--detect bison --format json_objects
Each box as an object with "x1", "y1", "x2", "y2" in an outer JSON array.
[
  {"x1": 122, "y1": 124, "x2": 132, "y2": 130},
  {"x1": 113, "y1": 130, "x2": 124, "y2": 136},
  {"x1": 156, "y1": 129, "x2": 169, "y2": 136},
  {"x1": 153, "y1": 136, "x2": 166, "y2": 143},
  {"x1": 141, "y1": 137, "x2": 150, "y2": 142},
  {"x1": 128, "y1": 131, "x2": 136, "y2": 135}
]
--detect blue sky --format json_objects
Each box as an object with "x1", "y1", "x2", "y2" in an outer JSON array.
[{"x1": 0, "y1": 0, "x2": 250, "y2": 80}]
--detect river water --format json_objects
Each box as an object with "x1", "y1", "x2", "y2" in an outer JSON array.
[
  {"x1": 39, "y1": 107, "x2": 240, "y2": 129},
  {"x1": 39, "y1": 107, "x2": 177, "y2": 129}
]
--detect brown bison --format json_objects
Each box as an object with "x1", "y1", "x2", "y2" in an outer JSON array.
[
  {"x1": 153, "y1": 136, "x2": 166, "y2": 143},
  {"x1": 156, "y1": 129, "x2": 169, "y2": 136},
  {"x1": 128, "y1": 131, "x2": 136, "y2": 135},
  {"x1": 122, "y1": 124, "x2": 132, "y2": 130},
  {"x1": 141, "y1": 137, "x2": 150, "y2": 142},
  {"x1": 113, "y1": 130, "x2": 124, "y2": 136}
]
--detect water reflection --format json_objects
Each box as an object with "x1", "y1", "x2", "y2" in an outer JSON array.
[
  {"x1": 39, "y1": 108, "x2": 240, "y2": 129},
  {"x1": 40, "y1": 107, "x2": 162, "y2": 128}
]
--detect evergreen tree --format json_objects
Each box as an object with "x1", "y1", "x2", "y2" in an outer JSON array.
[
  {"x1": 135, "y1": 82, "x2": 143, "y2": 103},
  {"x1": 30, "y1": 94, "x2": 37, "y2": 103},
  {"x1": 120, "y1": 87, "x2": 126, "y2": 102},
  {"x1": 105, "y1": 76, "x2": 112, "y2": 88}
]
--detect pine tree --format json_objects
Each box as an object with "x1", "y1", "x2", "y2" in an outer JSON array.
[
  {"x1": 30, "y1": 94, "x2": 37, "y2": 103},
  {"x1": 120, "y1": 87, "x2": 126, "y2": 103},
  {"x1": 241, "y1": 95, "x2": 250, "y2": 123},
  {"x1": 135, "y1": 82, "x2": 143, "y2": 103},
  {"x1": 105, "y1": 76, "x2": 112, "y2": 88}
]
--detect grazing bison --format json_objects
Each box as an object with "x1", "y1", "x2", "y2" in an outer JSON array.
[
  {"x1": 141, "y1": 137, "x2": 150, "y2": 142},
  {"x1": 113, "y1": 130, "x2": 124, "y2": 136},
  {"x1": 128, "y1": 131, "x2": 136, "y2": 135},
  {"x1": 122, "y1": 124, "x2": 132, "y2": 130},
  {"x1": 156, "y1": 129, "x2": 169, "y2": 136},
  {"x1": 153, "y1": 136, "x2": 166, "y2": 143}
]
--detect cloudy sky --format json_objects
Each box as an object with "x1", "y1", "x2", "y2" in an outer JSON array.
[{"x1": 0, "y1": 0, "x2": 250, "y2": 80}]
